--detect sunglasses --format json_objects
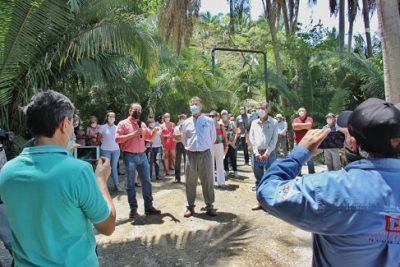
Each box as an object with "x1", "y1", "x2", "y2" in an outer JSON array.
[{"x1": 209, "y1": 115, "x2": 216, "y2": 118}]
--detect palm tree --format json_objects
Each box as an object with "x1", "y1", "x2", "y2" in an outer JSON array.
[
  {"x1": 158, "y1": 0, "x2": 201, "y2": 55},
  {"x1": 376, "y1": 0, "x2": 400, "y2": 104},
  {"x1": 362, "y1": 0, "x2": 376, "y2": 58},
  {"x1": 0, "y1": 0, "x2": 159, "y2": 135},
  {"x1": 347, "y1": 0, "x2": 359, "y2": 53}
]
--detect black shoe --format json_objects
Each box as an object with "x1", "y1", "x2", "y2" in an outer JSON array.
[
  {"x1": 129, "y1": 209, "x2": 137, "y2": 218},
  {"x1": 172, "y1": 180, "x2": 181, "y2": 184},
  {"x1": 145, "y1": 207, "x2": 161, "y2": 214}
]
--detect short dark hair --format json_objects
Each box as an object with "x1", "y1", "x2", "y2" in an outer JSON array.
[{"x1": 22, "y1": 90, "x2": 74, "y2": 138}]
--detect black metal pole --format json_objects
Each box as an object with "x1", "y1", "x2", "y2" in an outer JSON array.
[{"x1": 211, "y1": 47, "x2": 268, "y2": 104}]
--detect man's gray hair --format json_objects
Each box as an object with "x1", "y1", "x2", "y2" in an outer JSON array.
[
  {"x1": 258, "y1": 102, "x2": 269, "y2": 109},
  {"x1": 189, "y1": 96, "x2": 202, "y2": 105}
]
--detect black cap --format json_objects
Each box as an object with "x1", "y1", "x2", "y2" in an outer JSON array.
[{"x1": 337, "y1": 98, "x2": 400, "y2": 155}]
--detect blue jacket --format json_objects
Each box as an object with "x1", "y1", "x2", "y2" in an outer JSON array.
[{"x1": 257, "y1": 146, "x2": 400, "y2": 267}]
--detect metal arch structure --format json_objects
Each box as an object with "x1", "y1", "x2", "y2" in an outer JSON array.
[{"x1": 211, "y1": 47, "x2": 268, "y2": 104}]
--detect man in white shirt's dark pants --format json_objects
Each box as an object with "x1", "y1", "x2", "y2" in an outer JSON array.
[{"x1": 181, "y1": 96, "x2": 217, "y2": 217}]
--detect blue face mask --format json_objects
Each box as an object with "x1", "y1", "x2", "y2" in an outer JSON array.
[
  {"x1": 222, "y1": 115, "x2": 228, "y2": 120},
  {"x1": 190, "y1": 105, "x2": 200, "y2": 114},
  {"x1": 251, "y1": 111, "x2": 257, "y2": 116}
]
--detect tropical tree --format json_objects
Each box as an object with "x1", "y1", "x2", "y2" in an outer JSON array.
[
  {"x1": 362, "y1": 0, "x2": 376, "y2": 58},
  {"x1": 376, "y1": 0, "x2": 400, "y2": 104},
  {"x1": 0, "y1": 0, "x2": 160, "y2": 136}
]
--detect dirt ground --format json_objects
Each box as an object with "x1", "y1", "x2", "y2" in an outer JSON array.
[{"x1": 1, "y1": 152, "x2": 328, "y2": 267}]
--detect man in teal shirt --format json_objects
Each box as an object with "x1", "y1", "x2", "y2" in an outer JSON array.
[{"x1": 0, "y1": 90, "x2": 116, "y2": 266}]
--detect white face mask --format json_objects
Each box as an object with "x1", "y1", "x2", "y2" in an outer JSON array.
[
  {"x1": 165, "y1": 117, "x2": 170, "y2": 122},
  {"x1": 108, "y1": 118, "x2": 115, "y2": 124},
  {"x1": 299, "y1": 111, "x2": 305, "y2": 117},
  {"x1": 240, "y1": 110, "x2": 245, "y2": 114},
  {"x1": 179, "y1": 119, "x2": 185, "y2": 124},
  {"x1": 190, "y1": 105, "x2": 200, "y2": 114},
  {"x1": 258, "y1": 109, "x2": 266, "y2": 118},
  {"x1": 149, "y1": 123, "x2": 155, "y2": 128},
  {"x1": 326, "y1": 118, "x2": 333, "y2": 124},
  {"x1": 90, "y1": 123, "x2": 97, "y2": 128}
]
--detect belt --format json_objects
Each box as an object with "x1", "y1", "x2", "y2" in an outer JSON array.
[
  {"x1": 188, "y1": 149, "x2": 210, "y2": 154},
  {"x1": 124, "y1": 151, "x2": 145, "y2": 155}
]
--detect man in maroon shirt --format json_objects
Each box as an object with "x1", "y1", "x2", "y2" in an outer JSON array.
[{"x1": 292, "y1": 107, "x2": 315, "y2": 175}]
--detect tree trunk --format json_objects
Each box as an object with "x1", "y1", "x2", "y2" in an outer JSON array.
[
  {"x1": 376, "y1": 0, "x2": 400, "y2": 104},
  {"x1": 264, "y1": 0, "x2": 294, "y2": 149},
  {"x1": 339, "y1": 0, "x2": 345, "y2": 52},
  {"x1": 362, "y1": 0, "x2": 373, "y2": 58},
  {"x1": 347, "y1": 20, "x2": 354, "y2": 53}
]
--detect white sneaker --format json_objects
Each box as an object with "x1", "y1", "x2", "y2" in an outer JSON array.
[
  {"x1": 234, "y1": 171, "x2": 239, "y2": 177},
  {"x1": 225, "y1": 171, "x2": 229, "y2": 177}
]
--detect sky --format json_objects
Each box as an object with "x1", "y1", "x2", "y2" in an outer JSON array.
[{"x1": 200, "y1": 0, "x2": 379, "y2": 37}]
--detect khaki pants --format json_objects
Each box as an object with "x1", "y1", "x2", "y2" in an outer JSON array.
[{"x1": 185, "y1": 150, "x2": 215, "y2": 209}]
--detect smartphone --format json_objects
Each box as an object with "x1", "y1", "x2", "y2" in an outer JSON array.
[
  {"x1": 318, "y1": 132, "x2": 345, "y2": 149},
  {"x1": 74, "y1": 146, "x2": 100, "y2": 161}
]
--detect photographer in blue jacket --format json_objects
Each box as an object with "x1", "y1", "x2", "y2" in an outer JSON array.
[{"x1": 257, "y1": 98, "x2": 400, "y2": 266}]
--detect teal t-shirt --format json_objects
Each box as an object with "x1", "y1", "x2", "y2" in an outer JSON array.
[{"x1": 0, "y1": 145, "x2": 111, "y2": 266}]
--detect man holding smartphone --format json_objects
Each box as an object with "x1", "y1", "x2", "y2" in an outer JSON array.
[
  {"x1": 0, "y1": 90, "x2": 116, "y2": 266},
  {"x1": 257, "y1": 98, "x2": 400, "y2": 266},
  {"x1": 322, "y1": 113, "x2": 342, "y2": 171}
]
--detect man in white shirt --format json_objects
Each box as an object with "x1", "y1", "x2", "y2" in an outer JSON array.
[
  {"x1": 181, "y1": 97, "x2": 217, "y2": 217},
  {"x1": 249, "y1": 102, "x2": 278, "y2": 210},
  {"x1": 274, "y1": 114, "x2": 288, "y2": 157}
]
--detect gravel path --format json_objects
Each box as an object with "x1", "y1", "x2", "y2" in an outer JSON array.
[{"x1": 1, "y1": 152, "x2": 328, "y2": 266}]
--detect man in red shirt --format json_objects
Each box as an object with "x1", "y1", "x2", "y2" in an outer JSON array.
[
  {"x1": 292, "y1": 107, "x2": 315, "y2": 175},
  {"x1": 116, "y1": 103, "x2": 162, "y2": 218}
]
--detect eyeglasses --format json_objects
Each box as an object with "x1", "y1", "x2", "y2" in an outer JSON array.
[{"x1": 209, "y1": 115, "x2": 215, "y2": 118}]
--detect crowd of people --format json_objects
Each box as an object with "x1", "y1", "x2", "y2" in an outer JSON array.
[{"x1": 0, "y1": 90, "x2": 399, "y2": 266}]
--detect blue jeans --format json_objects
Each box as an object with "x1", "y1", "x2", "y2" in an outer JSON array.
[
  {"x1": 253, "y1": 150, "x2": 276, "y2": 186},
  {"x1": 100, "y1": 149, "x2": 120, "y2": 185},
  {"x1": 123, "y1": 152, "x2": 153, "y2": 209},
  {"x1": 145, "y1": 146, "x2": 161, "y2": 178},
  {"x1": 294, "y1": 143, "x2": 315, "y2": 174}
]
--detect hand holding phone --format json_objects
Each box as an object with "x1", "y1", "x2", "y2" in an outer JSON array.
[
  {"x1": 318, "y1": 132, "x2": 345, "y2": 149},
  {"x1": 298, "y1": 129, "x2": 331, "y2": 156}
]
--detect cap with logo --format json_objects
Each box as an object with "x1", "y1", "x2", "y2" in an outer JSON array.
[{"x1": 337, "y1": 98, "x2": 400, "y2": 155}]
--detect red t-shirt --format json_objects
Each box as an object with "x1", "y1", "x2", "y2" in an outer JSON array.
[{"x1": 293, "y1": 116, "x2": 313, "y2": 143}]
